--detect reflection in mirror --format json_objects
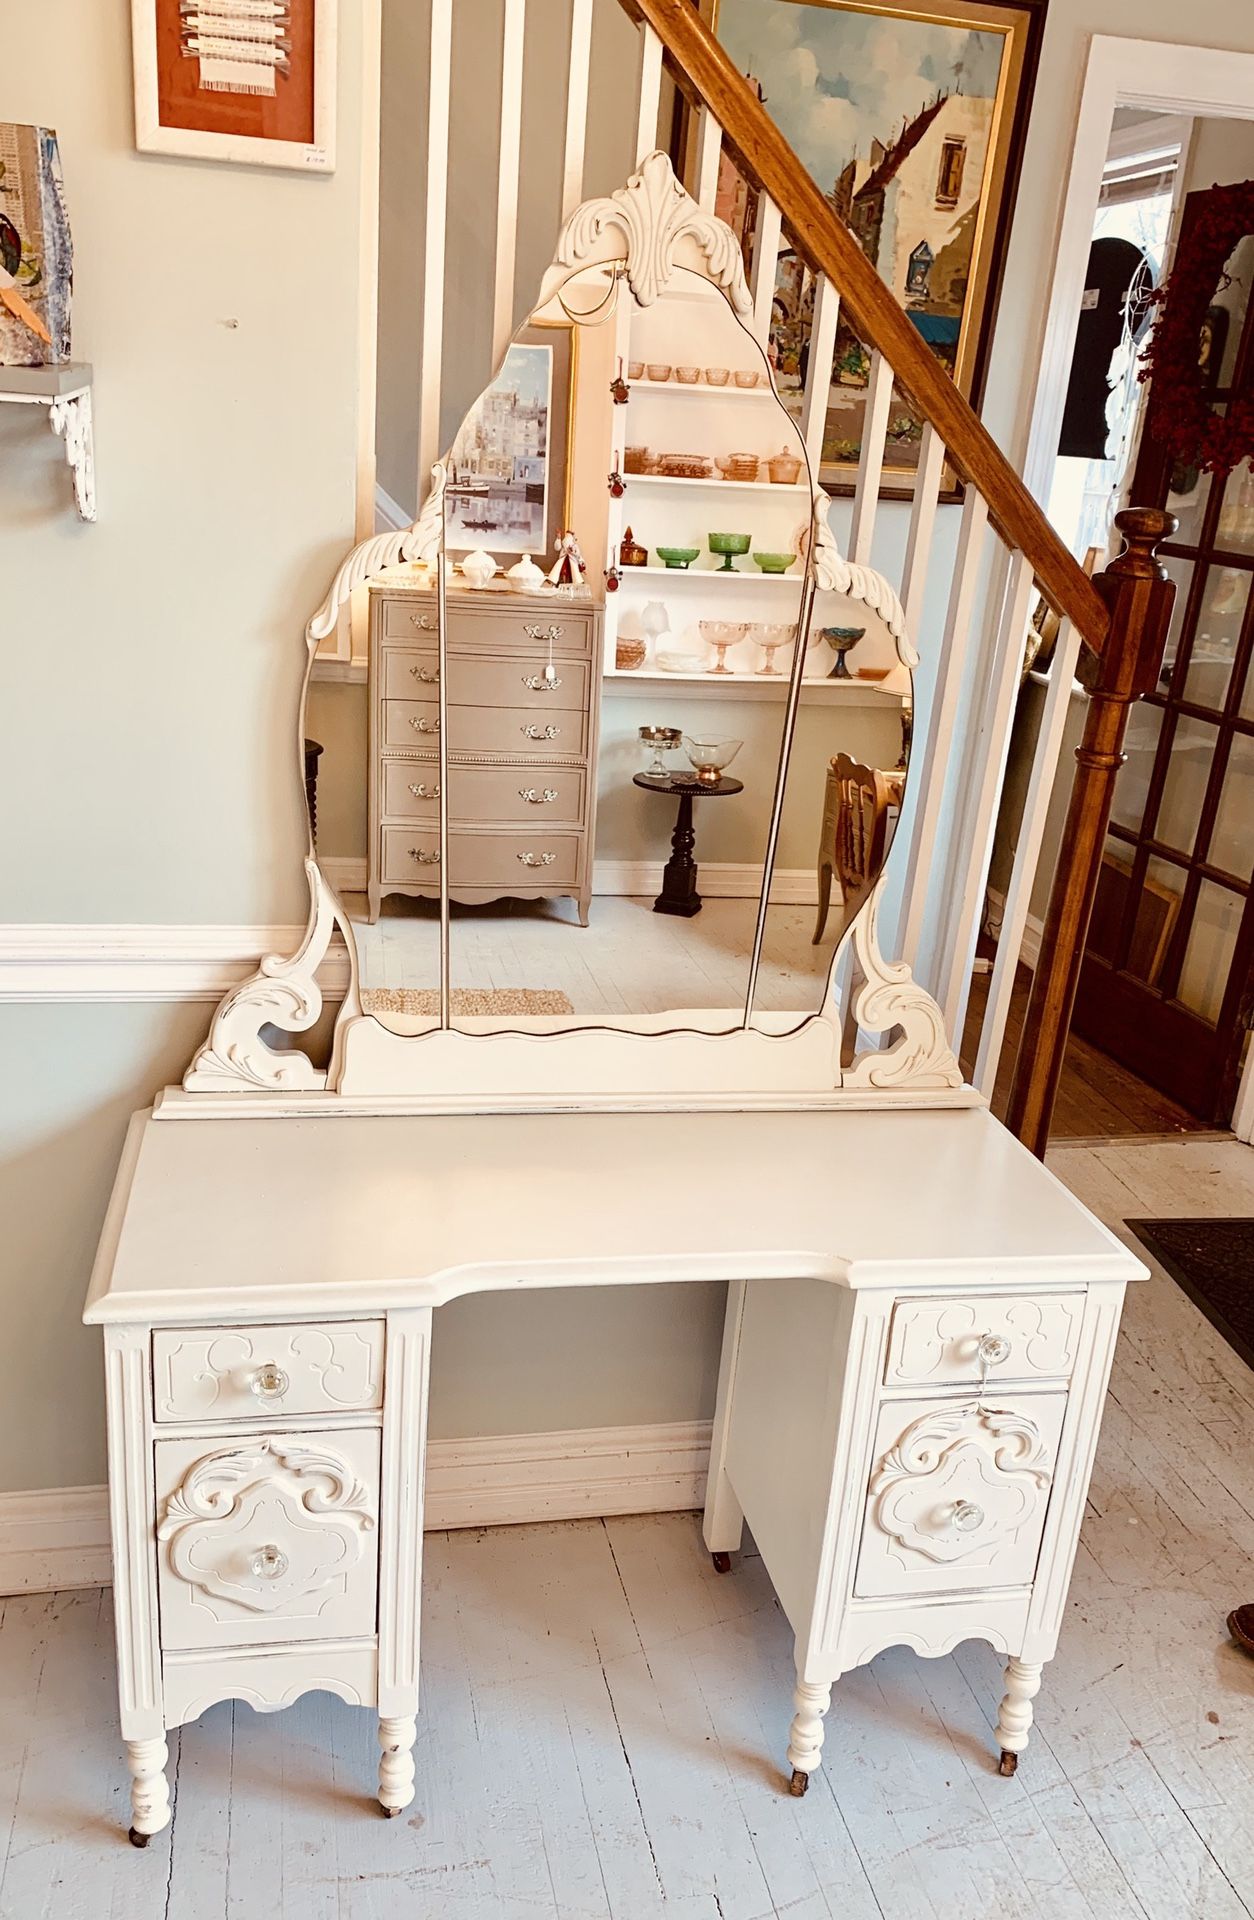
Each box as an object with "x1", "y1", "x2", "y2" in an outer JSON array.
[
  {"x1": 748, "y1": 612, "x2": 910, "y2": 1034},
  {"x1": 357, "y1": 258, "x2": 821, "y2": 1035}
]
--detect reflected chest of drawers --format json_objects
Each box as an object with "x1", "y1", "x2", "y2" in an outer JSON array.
[{"x1": 367, "y1": 580, "x2": 603, "y2": 924}]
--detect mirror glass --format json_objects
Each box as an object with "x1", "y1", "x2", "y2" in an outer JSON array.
[{"x1": 313, "y1": 253, "x2": 912, "y2": 1042}]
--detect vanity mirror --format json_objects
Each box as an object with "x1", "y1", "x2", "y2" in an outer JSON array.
[{"x1": 182, "y1": 153, "x2": 963, "y2": 1107}]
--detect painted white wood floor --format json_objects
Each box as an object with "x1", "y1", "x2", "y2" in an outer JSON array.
[{"x1": 3, "y1": 1135, "x2": 1253, "y2": 1919}]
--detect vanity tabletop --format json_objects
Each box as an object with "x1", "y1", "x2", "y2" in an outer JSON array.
[{"x1": 84, "y1": 1106, "x2": 1144, "y2": 1325}]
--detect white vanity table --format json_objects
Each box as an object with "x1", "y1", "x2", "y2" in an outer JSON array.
[
  {"x1": 85, "y1": 155, "x2": 1144, "y2": 1848},
  {"x1": 87, "y1": 1104, "x2": 1141, "y2": 1839}
]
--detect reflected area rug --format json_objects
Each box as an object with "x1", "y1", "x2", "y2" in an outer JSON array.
[
  {"x1": 359, "y1": 987, "x2": 575, "y2": 1018},
  {"x1": 1126, "y1": 1217, "x2": 1254, "y2": 1370}
]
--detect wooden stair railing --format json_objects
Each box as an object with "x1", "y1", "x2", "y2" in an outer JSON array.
[{"x1": 617, "y1": 0, "x2": 1178, "y2": 1154}]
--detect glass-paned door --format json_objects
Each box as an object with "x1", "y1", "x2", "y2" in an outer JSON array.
[{"x1": 1073, "y1": 188, "x2": 1254, "y2": 1120}]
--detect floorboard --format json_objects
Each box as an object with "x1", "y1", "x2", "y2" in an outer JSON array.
[{"x1": 3, "y1": 1137, "x2": 1253, "y2": 1920}]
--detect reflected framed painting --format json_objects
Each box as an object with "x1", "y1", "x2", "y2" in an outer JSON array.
[
  {"x1": 445, "y1": 323, "x2": 576, "y2": 561},
  {"x1": 701, "y1": 0, "x2": 1044, "y2": 497},
  {"x1": 130, "y1": 0, "x2": 336, "y2": 172}
]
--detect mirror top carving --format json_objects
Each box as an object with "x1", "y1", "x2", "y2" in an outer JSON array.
[{"x1": 170, "y1": 152, "x2": 967, "y2": 1117}]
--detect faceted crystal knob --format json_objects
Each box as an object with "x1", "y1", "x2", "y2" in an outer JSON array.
[
  {"x1": 977, "y1": 1333, "x2": 1011, "y2": 1369},
  {"x1": 248, "y1": 1363, "x2": 289, "y2": 1400},
  {"x1": 249, "y1": 1544, "x2": 289, "y2": 1580},
  {"x1": 952, "y1": 1501, "x2": 985, "y2": 1533}
]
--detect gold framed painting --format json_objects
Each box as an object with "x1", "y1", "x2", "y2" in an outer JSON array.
[{"x1": 698, "y1": 0, "x2": 1045, "y2": 497}]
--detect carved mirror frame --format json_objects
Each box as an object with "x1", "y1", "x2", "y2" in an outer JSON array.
[{"x1": 167, "y1": 154, "x2": 969, "y2": 1116}]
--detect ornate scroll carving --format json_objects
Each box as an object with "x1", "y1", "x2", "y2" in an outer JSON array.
[
  {"x1": 49, "y1": 388, "x2": 96, "y2": 522},
  {"x1": 306, "y1": 463, "x2": 446, "y2": 643},
  {"x1": 802, "y1": 503, "x2": 915, "y2": 664},
  {"x1": 537, "y1": 149, "x2": 752, "y2": 319},
  {"x1": 840, "y1": 889, "x2": 963, "y2": 1090},
  {"x1": 870, "y1": 1402, "x2": 1053, "y2": 1568}
]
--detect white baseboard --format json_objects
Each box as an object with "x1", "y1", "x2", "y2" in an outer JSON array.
[
  {"x1": 0, "y1": 924, "x2": 352, "y2": 1004},
  {"x1": 593, "y1": 861, "x2": 817, "y2": 904},
  {"x1": 0, "y1": 1420, "x2": 712, "y2": 1596},
  {"x1": 983, "y1": 888, "x2": 1045, "y2": 970}
]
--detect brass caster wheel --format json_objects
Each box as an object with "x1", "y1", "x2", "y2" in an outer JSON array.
[
  {"x1": 381, "y1": 1804, "x2": 403, "y2": 1819},
  {"x1": 788, "y1": 1768, "x2": 809, "y2": 1798},
  {"x1": 711, "y1": 1551, "x2": 732, "y2": 1574},
  {"x1": 998, "y1": 1750, "x2": 1018, "y2": 1777},
  {"x1": 128, "y1": 1828, "x2": 150, "y2": 1849}
]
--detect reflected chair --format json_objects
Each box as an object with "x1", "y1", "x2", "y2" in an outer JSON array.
[{"x1": 813, "y1": 754, "x2": 905, "y2": 945}]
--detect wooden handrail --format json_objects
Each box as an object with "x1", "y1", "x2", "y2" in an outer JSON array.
[{"x1": 620, "y1": 0, "x2": 1110, "y2": 654}]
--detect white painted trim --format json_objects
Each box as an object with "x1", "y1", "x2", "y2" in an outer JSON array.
[
  {"x1": 561, "y1": 0, "x2": 593, "y2": 219},
  {"x1": 0, "y1": 925, "x2": 351, "y2": 1004},
  {"x1": 0, "y1": 1421, "x2": 713, "y2": 1596},
  {"x1": 492, "y1": 0, "x2": 526, "y2": 363},
  {"x1": 986, "y1": 887, "x2": 1044, "y2": 969},
  {"x1": 374, "y1": 482, "x2": 409, "y2": 533},
  {"x1": 417, "y1": 0, "x2": 452, "y2": 501},
  {"x1": 593, "y1": 862, "x2": 818, "y2": 904}
]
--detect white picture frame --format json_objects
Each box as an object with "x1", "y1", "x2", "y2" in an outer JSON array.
[{"x1": 130, "y1": 0, "x2": 337, "y2": 174}]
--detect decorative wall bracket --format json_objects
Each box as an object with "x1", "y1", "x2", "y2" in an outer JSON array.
[{"x1": 0, "y1": 364, "x2": 95, "y2": 520}]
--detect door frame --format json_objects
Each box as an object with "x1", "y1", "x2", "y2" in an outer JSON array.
[{"x1": 1019, "y1": 33, "x2": 1254, "y2": 1141}]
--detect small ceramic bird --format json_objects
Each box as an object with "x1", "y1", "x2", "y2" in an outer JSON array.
[{"x1": 0, "y1": 213, "x2": 52, "y2": 348}]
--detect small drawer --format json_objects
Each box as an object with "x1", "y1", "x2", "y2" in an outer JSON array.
[
  {"x1": 452, "y1": 703, "x2": 588, "y2": 758},
  {"x1": 155, "y1": 1425, "x2": 380, "y2": 1650},
  {"x1": 383, "y1": 699, "x2": 442, "y2": 749},
  {"x1": 884, "y1": 1293, "x2": 1085, "y2": 1389},
  {"x1": 381, "y1": 828, "x2": 581, "y2": 890},
  {"x1": 447, "y1": 607, "x2": 595, "y2": 656},
  {"x1": 449, "y1": 653, "x2": 590, "y2": 713},
  {"x1": 854, "y1": 1392, "x2": 1066, "y2": 1600},
  {"x1": 452, "y1": 765, "x2": 586, "y2": 826},
  {"x1": 382, "y1": 762, "x2": 442, "y2": 821},
  {"x1": 380, "y1": 597, "x2": 439, "y2": 640},
  {"x1": 382, "y1": 649, "x2": 441, "y2": 697},
  {"x1": 152, "y1": 1322, "x2": 385, "y2": 1424}
]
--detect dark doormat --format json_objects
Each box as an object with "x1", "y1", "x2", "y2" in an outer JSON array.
[{"x1": 1126, "y1": 1218, "x2": 1254, "y2": 1371}]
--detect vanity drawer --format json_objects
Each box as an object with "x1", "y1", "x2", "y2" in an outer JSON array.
[
  {"x1": 448, "y1": 653, "x2": 590, "y2": 713},
  {"x1": 854, "y1": 1391, "x2": 1067, "y2": 1600},
  {"x1": 383, "y1": 700, "x2": 442, "y2": 749},
  {"x1": 381, "y1": 828, "x2": 581, "y2": 889},
  {"x1": 380, "y1": 702, "x2": 588, "y2": 762},
  {"x1": 152, "y1": 1322, "x2": 385, "y2": 1423},
  {"x1": 380, "y1": 598, "x2": 439, "y2": 641},
  {"x1": 884, "y1": 1293, "x2": 1085, "y2": 1389},
  {"x1": 447, "y1": 607, "x2": 595, "y2": 656},
  {"x1": 452, "y1": 765, "x2": 586, "y2": 826},
  {"x1": 382, "y1": 649, "x2": 441, "y2": 697},
  {"x1": 382, "y1": 762, "x2": 442, "y2": 821},
  {"x1": 155, "y1": 1425, "x2": 380, "y2": 1651}
]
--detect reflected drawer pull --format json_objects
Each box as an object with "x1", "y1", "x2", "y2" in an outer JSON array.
[
  {"x1": 951, "y1": 1501, "x2": 985, "y2": 1534},
  {"x1": 978, "y1": 1334, "x2": 1012, "y2": 1369},
  {"x1": 522, "y1": 723, "x2": 560, "y2": 740},
  {"x1": 409, "y1": 664, "x2": 439, "y2": 683},
  {"x1": 249, "y1": 1544, "x2": 289, "y2": 1581},
  {"x1": 517, "y1": 851, "x2": 557, "y2": 867},
  {"x1": 408, "y1": 612, "x2": 437, "y2": 631},
  {"x1": 408, "y1": 782, "x2": 441, "y2": 799},
  {"x1": 408, "y1": 847, "x2": 441, "y2": 865},
  {"x1": 521, "y1": 672, "x2": 562, "y2": 692},
  {"x1": 519, "y1": 788, "x2": 559, "y2": 805},
  {"x1": 409, "y1": 716, "x2": 440, "y2": 733},
  {"x1": 248, "y1": 1363, "x2": 289, "y2": 1400},
  {"x1": 523, "y1": 623, "x2": 564, "y2": 644}
]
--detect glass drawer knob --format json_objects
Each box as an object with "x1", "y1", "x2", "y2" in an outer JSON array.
[
  {"x1": 249, "y1": 1544, "x2": 289, "y2": 1580},
  {"x1": 978, "y1": 1334, "x2": 1011, "y2": 1368},
  {"x1": 249, "y1": 1363, "x2": 289, "y2": 1399},
  {"x1": 952, "y1": 1501, "x2": 985, "y2": 1533}
]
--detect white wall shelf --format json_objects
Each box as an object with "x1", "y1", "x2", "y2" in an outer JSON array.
[
  {"x1": 618, "y1": 564, "x2": 801, "y2": 584},
  {"x1": 0, "y1": 363, "x2": 95, "y2": 521},
  {"x1": 625, "y1": 473, "x2": 808, "y2": 495},
  {"x1": 628, "y1": 379, "x2": 775, "y2": 399},
  {"x1": 603, "y1": 668, "x2": 904, "y2": 705}
]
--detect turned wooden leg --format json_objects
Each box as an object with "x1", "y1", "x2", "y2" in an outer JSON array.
[
  {"x1": 126, "y1": 1737, "x2": 171, "y2": 1845},
  {"x1": 812, "y1": 861, "x2": 833, "y2": 944},
  {"x1": 786, "y1": 1677, "x2": 832, "y2": 1796},
  {"x1": 995, "y1": 1657, "x2": 1043, "y2": 1775},
  {"x1": 378, "y1": 1714, "x2": 417, "y2": 1817}
]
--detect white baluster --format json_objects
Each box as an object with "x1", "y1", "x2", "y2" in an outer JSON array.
[
  {"x1": 786, "y1": 1678, "x2": 833, "y2": 1795},
  {"x1": 847, "y1": 349, "x2": 895, "y2": 567},
  {"x1": 693, "y1": 106, "x2": 723, "y2": 212},
  {"x1": 974, "y1": 615, "x2": 1082, "y2": 1098},
  {"x1": 635, "y1": 24, "x2": 663, "y2": 164},
  {"x1": 994, "y1": 1657, "x2": 1043, "y2": 1775},
  {"x1": 417, "y1": 0, "x2": 452, "y2": 502},
  {"x1": 750, "y1": 193, "x2": 782, "y2": 348},
  {"x1": 378, "y1": 1714, "x2": 418, "y2": 1816},
  {"x1": 800, "y1": 275, "x2": 840, "y2": 475},
  {"x1": 492, "y1": 0, "x2": 527, "y2": 363},
  {"x1": 561, "y1": 0, "x2": 593, "y2": 218},
  {"x1": 126, "y1": 1736, "x2": 171, "y2": 1845}
]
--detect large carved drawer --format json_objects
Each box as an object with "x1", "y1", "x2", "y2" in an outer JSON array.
[
  {"x1": 152, "y1": 1322, "x2": 385, "y2": 1423},
  {"x1": 381, "y1": 827, "x2": 581, "y2": 889},
  {"x1": 854, "y1": 1392, "x2": 1067, "y2": 1600},
  {"x1": 883, "y1": 1293, "x2": 1085, "y2": 1389},
  {"x1": 154, "y1": 1425, "x2": 380, "y2": 1650}
]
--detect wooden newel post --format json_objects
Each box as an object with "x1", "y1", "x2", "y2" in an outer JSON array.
[{"x1": 1005, "y1": 506, "x2": 1178, "y2": 1156}]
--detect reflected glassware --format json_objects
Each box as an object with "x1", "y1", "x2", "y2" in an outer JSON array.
[
  {"x1": 733, "y1": 370, "x2": 758, "y2": 388},
  {"x1": 639, "y1": 724, "x2": 682, "y2": 775},
  {"x1": 820, "y1": 626, "x2": 866, "y2": 679},
  {"x1": 655, "y1": 546, "x2": 700, "y2": 569},
  {"x1": 708, "y1": 531, "x2": 752, "y2": 572},
  {"x1": 767, "y1": 447, "x2": 803, "y2": 485},
  {"x1": 751, "y1": 551, "x2": 795, "y2": 574},
  {"x1": 698, "y1": 619, "x2": 748, "y2": 675},
  {"x1": 640, "y1": 600, "x2": 670, "y2": 647},
  {"x1": 753, "y1": 623, "x2": 797, "y2": 676},
  {"x1": 460, "y1": 548, "x2": 497, "y2": 588},
  {"x1": 683, "y1": 735, "x2": 743, "y2": 785},
  {"x1": 704, "y1": 366, "x2": 729, "y2": 386}
]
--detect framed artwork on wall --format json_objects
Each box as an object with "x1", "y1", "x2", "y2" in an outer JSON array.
[
  {"x1": 445, "y1": 323, "x2": 576, "y2": 561},
  {"x1": 131, "y1": 0, "x2": 337, "y2": 173},
  {"x1": 701, "y1": 0, "x2": 1044, "y2": 497}
]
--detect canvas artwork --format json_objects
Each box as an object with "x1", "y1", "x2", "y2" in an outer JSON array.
[
  {"x1": 446, "y1": 345, "x2": 555, "y2": 556},
  {"x1": 131, "y1": 0, "x2": 336, "y2": 171},
  {"x1": 0, "y1": 124, "x2": 72, "y2": 368},
  {"x1": 709, "y1": 0, "x2": 1039, "y2": 492}
]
